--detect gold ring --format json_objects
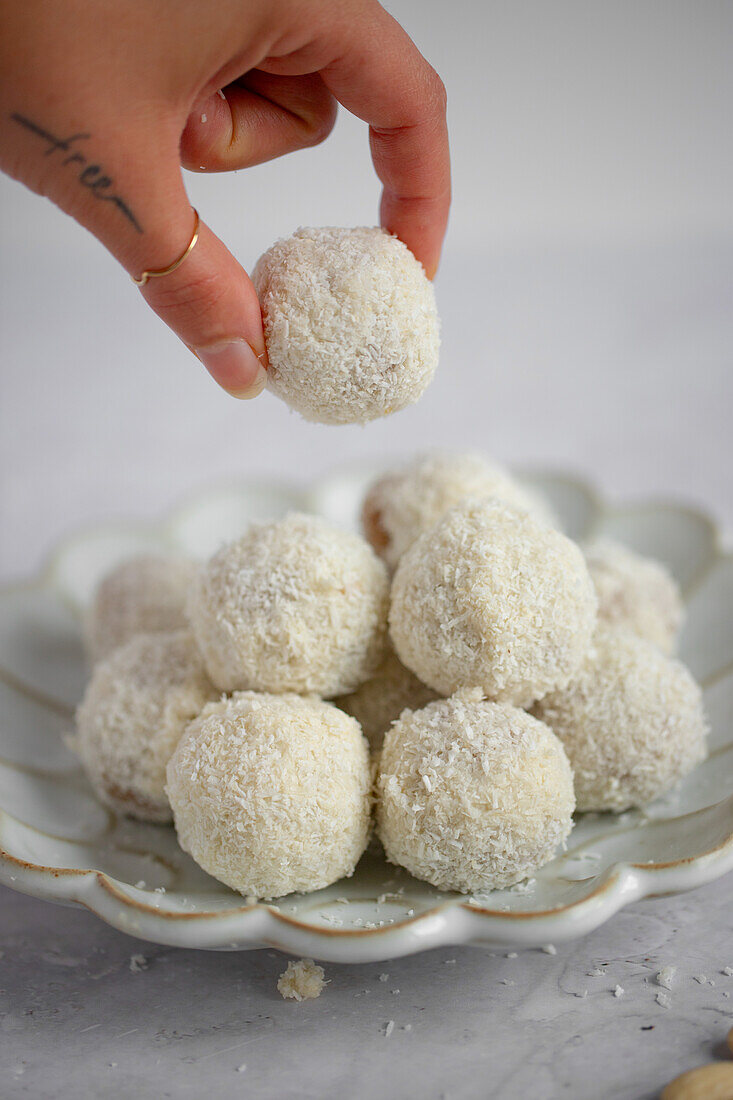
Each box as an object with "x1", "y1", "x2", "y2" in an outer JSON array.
[{"x1": 131, "y1": 209, "x2": 200, "y2": 287}]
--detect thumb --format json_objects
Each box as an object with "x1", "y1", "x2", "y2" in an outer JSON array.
[{"x1": 134, "y1": 206, "x2": 268, "y2": 400}]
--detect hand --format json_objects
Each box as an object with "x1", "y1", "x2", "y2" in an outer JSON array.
[{"x1": 0, "y1": 0, "x2": 450, "y2": 398}]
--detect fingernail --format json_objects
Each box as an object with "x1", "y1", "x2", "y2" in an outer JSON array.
[{"x1": 194, "y1": 339, "x2": 267, "y2": 399}]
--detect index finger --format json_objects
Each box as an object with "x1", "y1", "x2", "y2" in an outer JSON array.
[{"x1": 321, "y1": 4, "x2": 450, "y2": 277}]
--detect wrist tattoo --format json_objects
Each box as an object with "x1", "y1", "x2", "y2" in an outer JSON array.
[{"x1": 10, "y1": 113, "x2": 143, "y2": 233}]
